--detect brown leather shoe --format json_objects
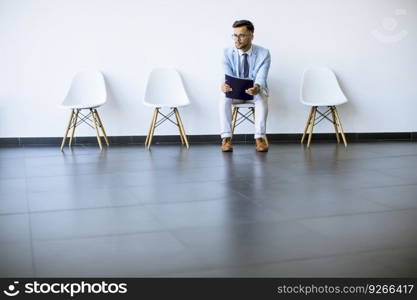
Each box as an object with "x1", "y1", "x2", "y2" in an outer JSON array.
[
  {"x1": 255, "y1": 138, "x2": 268, "y2": 152},
  {"x1": 221, "y1": 137, "x2": 233, "y2": 152}
]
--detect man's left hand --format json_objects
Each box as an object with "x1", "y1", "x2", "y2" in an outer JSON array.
[{"x1": 245, "y1": 84, "x2": 260, "y2": 96}]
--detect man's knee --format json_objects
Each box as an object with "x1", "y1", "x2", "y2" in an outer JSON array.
[
  {"x1": 219, "y1": 97, "x2": 234, "y2": 111},
  {"x1": 254, "y1": 95, "x2": 268, "y2": 107}
]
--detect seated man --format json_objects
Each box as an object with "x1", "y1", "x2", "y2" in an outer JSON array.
[{"x1": 220, "y1": 19, "x2": 271, "y2": 152}]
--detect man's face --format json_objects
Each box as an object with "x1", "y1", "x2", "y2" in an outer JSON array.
[{"x1": 233, "y1": 26, "x2": 253, "y2": 50}]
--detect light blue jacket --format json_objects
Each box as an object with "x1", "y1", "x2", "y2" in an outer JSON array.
[{"x1": 223, "y1": 44, "x2": 271, "y2": 96}]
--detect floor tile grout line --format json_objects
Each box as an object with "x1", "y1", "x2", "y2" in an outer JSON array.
[
  {"x1": 20, "y1": 217, "x2": 276, "y2": 244},
  {"x1": 19, "y1": 159, "x2": 260, "y2": 180},
  {"x1": 160, "y1": 244, "x2": 417, "y2": 277},
  {"x1": 0, "y1": 193, "x2": 254, "y2": 217},
  {"x1": 13, "y1": 205, "x2": 417, "y2": 244},
  {"x1": 23, "y1": 176, "x2": 258, "y2": 194},
  {"x1": 220, "y1": 190, "x2": 417, "y2": 222},
  {"x1": 22, "y1": 147, "x2": 38, "y2": 277},
  {"x1": 1, "y1": 193, "x2": 417, "y2": 221},
  {"x1": 236, "y1": 180, "x2": 417, "y2": 195}
]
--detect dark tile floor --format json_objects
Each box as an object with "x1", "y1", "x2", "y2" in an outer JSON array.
[{"x1": 1, "y1": 142, "x2": 417, "y2": 277}]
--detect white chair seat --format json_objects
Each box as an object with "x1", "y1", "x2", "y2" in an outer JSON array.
[
  {"x1": 233, "y1": 103, "x2": 255, "y2": 108},
  {"x1": 300, "y1": 67, "x2": 348, "y2": 106},
  {"x1": 62, "y1": 71, "x2": 107, "y2": 109},
  {"x1": 61, "y1": 103, "x2": 104, "y2": 110},
  {"x1": 300, "y1": 67, "x2": 348, "y2": 147},
  {"x1": 143, "y1": 68, "x2": 190, "y2": 149},
  {"x1": 144, "y1": 68, "x2": 190, "y2": 108},
  {"x1": 60, "y1": 71, "x2": 109, "y2": 150},
  {"x1": 301, "y1": 98, "x2": 347, "y2": 107},
  {"x1": 143, "y1": 102, "x2": 189, "y2": 108}
]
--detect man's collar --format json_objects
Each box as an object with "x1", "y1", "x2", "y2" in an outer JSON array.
[{"x1": 237, "y1": 45, "x2": 253, "y2": 56}]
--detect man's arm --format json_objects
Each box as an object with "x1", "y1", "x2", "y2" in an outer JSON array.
[
  {"x1": 222, "y1": 48, "x2": 234, "y2": 76},
  {"x1": 254, "y1": 50, "x2": 271, "y2": 93},
  {"x1": 221, "y1": 49, "x2": 233, "y2": 92}
]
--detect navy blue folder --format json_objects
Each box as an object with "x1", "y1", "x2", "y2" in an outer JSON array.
[{"x1": 225, "y1": 74, "x2": 254, "y2": 101}]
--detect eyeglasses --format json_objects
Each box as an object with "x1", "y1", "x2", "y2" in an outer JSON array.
[{"x1": 231, "y1": 34, "x2": 250, "y2": 40}]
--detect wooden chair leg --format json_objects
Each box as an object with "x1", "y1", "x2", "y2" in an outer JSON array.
[
  {"x1": 69, "y1": 109, "x2": 79, "y2": 147},
  {"x1": 330, "y1": 106, "x2": 340, "y2": 144},
  {"x1": 173, "y1": 108, "x2": 185, "y2": 145},
  {"x1": 174, "y1": 108, "x2": 185, "y2": 145},
  {"x1": 175, "y1": 108, "x2": 189, "y2": 149},
  {"x1": 147, "y1": 108, "x2": 159, "y2": 149},
  {"x1": 231, "y1": 107, "x2": 238, "y2": 135},
  {"x1": 333, "y1": 107, "x2": 347, "y2": 147},
  {"x1": 91, "y1": 108, "x2": 103, "y2": 150},
  {"x1": 60, "y1": 110, "x2": 75, "y2": 151},
  {"x1": 145, "y1": 108, "x2": 158, "y2": 147},
  {"x1": 301, "y1": 107, "x2": 314, "y2": 144},
  {"x1": 94, "y1": 109, "x2": 109, "y2": 146},
  {"x1": 307, "y1": 106, "x2": 317, "y2": 148}
]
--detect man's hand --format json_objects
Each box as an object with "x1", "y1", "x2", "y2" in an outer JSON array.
[
  {"x1": 221, "y1": 83, "x2": 232, "y2": 93},
  {"x1": 245, "y1": 84, "x2": 260, "y2": 96}
]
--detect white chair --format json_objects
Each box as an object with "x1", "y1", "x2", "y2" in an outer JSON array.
[
  {"x1": 143, "y1": 68, "x2": 190, "y2": 149},
  {"x1": 300, "y1": 67, "x2": 348, "y2": 147},
  {"x1": 60, "y1": 71, "x2": 109, "y2": 151},
  {"x1": 231, "y1": 103, "x2": 269, "y2": 145}
]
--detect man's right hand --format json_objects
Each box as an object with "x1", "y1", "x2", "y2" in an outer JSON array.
[{"x1": 221, "y1": 83, "x2": 232, "y2": 93}]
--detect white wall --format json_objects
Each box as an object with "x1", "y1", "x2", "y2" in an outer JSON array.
[{"x1": 0, "y1": 0, "x2": 416, "y2": 138}]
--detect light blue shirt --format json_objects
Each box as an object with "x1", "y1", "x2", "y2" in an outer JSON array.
[{"x1": 223, "y1": 43, "x2": 271, "y2": 96}]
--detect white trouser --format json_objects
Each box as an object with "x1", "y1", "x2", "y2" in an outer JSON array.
[{"x1": 219, "y1": 93, "x2": 268, "y2": 139}]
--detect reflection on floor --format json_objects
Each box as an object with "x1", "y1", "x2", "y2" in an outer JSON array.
[{"x1": 1, "y1": 142, "x2": 417, "y2": 277}]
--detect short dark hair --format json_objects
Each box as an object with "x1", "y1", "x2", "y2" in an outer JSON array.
[{"x1": 232, "y1": 20, "x2": 254, "y2": 33}]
